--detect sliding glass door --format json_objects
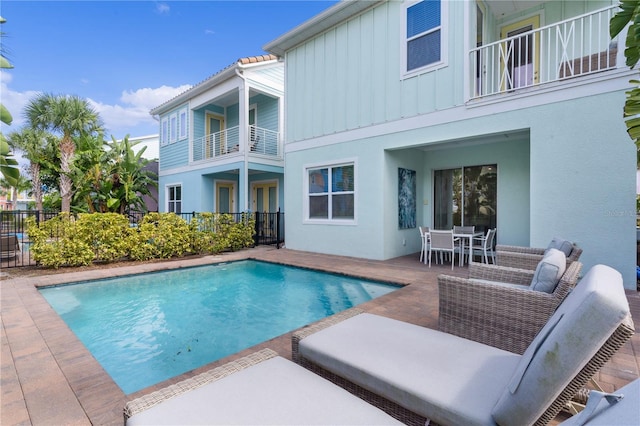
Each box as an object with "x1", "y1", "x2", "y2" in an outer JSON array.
[{"x1": 434, "y1": 164, "x2": 497, "y2": 232}]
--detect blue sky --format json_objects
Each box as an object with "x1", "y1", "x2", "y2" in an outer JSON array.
[{"x1": 1, "y1": 0, "x2": 337, "y2": 139}]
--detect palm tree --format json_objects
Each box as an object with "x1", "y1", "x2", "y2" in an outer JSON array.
[
  {"x1": 24, "y1": 94, "x2": 102, "y2": 212},
  {"x1": 7, "y1": 128, "x2": 56, "y2": 213}
]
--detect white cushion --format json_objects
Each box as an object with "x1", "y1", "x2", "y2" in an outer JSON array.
[
  {"x1": 299, "y1": 313, "x2": 520, "y2": 426},
  {"x1": 529, "y1": 248, "x2": 566, "y2": 293},
  {"x1": 546, "y1": 237, "x2": 573, "y2": 257},
  {"x1": 492, "y1": 265, "x2": 630, "y2": 425},
  {"x1": 126, "y1": 356, "x2": 402, "y2": 425}
]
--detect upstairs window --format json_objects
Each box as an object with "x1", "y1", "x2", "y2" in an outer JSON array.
[
  {"x1": 404, "y1": 0, "x2": 445, "y2": 75},
  {"x1": 178, "y1": 107, "x2": 188, "y2": 140},
  {"x1": 169, "y1": 113, "x2": 178, "y2": 143},
  {"x1": 160, "y1": 117, "x2": 169, "y2": 146}
]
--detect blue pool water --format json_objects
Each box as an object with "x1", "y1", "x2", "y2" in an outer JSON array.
[{"x1": 40, "y1": 260, "x2": 399, "y2": 394}]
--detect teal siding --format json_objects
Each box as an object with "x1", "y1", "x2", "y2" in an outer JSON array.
[{"x1": 159, "y1": 103, "x2": 189, "y2": 171}]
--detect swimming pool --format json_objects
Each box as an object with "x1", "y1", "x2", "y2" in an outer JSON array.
[{"x1": 40, "y1": 260, "x2": 399, "y2": 394}]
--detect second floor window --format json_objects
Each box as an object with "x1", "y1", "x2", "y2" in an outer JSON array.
[{"x1": 404, "y1": 0, "x2": 443, "y2": 74}]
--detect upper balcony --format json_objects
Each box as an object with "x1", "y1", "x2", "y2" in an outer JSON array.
[
  {"x1": 469, "y1": 4, "x2": 620, "y2": 100},
  {"x1": 191, "y1": 125, "x2": 281, "y2": 164}
]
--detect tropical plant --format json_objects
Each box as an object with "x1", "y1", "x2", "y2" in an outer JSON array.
[
  {"x1": 0, "y1": 16, "x2": 20, "y2": 185},
  {"x1": 24, "y1": 93, "x2": 103, "y2": 212},
  {"x1": 7, "y1": 128, "x2": 57, "y2": 212},
  {"x1": 611, "y1": 0, "x2": 640, "y2": 163},
  {"x1": 0, "y1": 135, "x2": 19, "y2": 187}
]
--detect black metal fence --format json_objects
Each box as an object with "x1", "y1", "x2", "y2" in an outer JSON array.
[{"x1": 0, "y1": 209, "x2": 284, "y2": 269}]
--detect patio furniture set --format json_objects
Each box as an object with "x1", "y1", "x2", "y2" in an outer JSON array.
[
  {"x1": 420, "y1": 226, "x2": 498, "y2": 269},
  {"x1": 124, "y1": 239, "x2": 636, "y2": 425}
]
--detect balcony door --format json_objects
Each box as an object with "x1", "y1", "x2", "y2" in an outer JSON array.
[
  {"x1": 433, "y1": 164, "x2": 497, "y2": 233},
  {"x1": 500, "y1": 15, "x2": 540, "y2": 90},
  {"x1": 206, "y1": 112, "x2": 225, "y2": 156}
]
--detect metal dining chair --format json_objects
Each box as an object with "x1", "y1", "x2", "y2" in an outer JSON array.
[
  {"x1": 419, "y1": 226, "x2": 430, "y2": 263},
  {"x1": 428, "y1": 230, "x2": 459, "y2": 269}
]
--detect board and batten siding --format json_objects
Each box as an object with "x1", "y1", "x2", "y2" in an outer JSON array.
[{"x1": 284, "y1": 0, "x2": 466, "y2": 143}]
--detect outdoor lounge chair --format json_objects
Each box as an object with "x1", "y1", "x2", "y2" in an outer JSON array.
[
  {"x1": 0, "y1": 234, "x2": 20, "y2": 259},
  {"x1": 292, "y1": 264, "x2": 634, "y2": 426},
  {"x1": 496, "y1": 237, "x2": 582, "y2": 270},
  {"x1": 438, "y1": 256, "x2": 583, "y2": 354},
  {"x1": 123, "y1": 348, "x2": 401, "y2": 425}
]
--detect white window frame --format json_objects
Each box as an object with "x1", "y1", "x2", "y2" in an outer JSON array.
[
  {"x1": 401, "y1": 0, "x2": 448, "y2": 78},
  {"x1": 166, "y1": 183, "x2": 182, "y2": 214},
  {"x1": 303, "y1": 159, "x2": 357, "y2": 225},
  {"x1": 160, "y1": 117, "x2": 169, "y2": 146},
  {"x1": 178, "y1": 107, "x2": 188, "y2": 140},
  {"x1": 169, "y1": 113, "x2": 178, "y2": 144}
]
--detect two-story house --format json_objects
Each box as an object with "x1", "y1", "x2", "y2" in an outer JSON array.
[
  {"x1": 151, "y1": 54, "x2": 284, "y2": 216},
  {"x1": 265, "y1": 0, "x2": 637, "y2": 288}
]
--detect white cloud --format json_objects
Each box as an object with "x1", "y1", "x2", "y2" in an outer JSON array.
[
  {"x1": 0, "y1": 71, "x2": 40, "y2": 132},
  {"x1": 155, "y1": 2, "x2": 170, "y2": 14},
  {"x1": 0, "y1": 73, "x2": 191, "y2": 139},
  {"x1": 90, "y1": 85, "x2": 191, "y2": 138}
]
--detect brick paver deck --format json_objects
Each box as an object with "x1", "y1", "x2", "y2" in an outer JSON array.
[{"x1": 2, "y1": 246, "x2": 639, "y2": 425}]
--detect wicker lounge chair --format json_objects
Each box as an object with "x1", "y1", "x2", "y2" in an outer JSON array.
[
  {"x1": 496, "y1": 238, "x2": 582, "y2": 270},
  {"x1": 123, "y1": 348, "x2": 401, "y2": 425},
  {"x1": 292, "y1": 264, "x2": 634, "y2": 426},
  {"x1": 560, "y1": 378, "x2": 640, "y2": 425}
]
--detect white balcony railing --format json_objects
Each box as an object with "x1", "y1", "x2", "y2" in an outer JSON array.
[
  {"x1": 470, "y1": 5, "x2": 619, "y2": 99},
  {"x1": 191, "y1": 125, "x2": 280, "y2": 163}
]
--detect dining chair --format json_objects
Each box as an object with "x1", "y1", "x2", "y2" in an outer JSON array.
[
  {"x1": 470, "y1": 228, "x2": 497, "y2": 264},
  {"x1": 428, "y1": 230, "x2": 459, "y2": 269},
  {"x1": 419, "y1": 226, "x2": 430, "y2": 263}
]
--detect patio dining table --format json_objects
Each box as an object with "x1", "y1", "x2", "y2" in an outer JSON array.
[{"x1": 453, "y1": 230, "x2": 483, "y2": 266}]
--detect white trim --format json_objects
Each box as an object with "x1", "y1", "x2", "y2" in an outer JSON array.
[
  {"x1": 401, "y1": 0, "x2": 449, "y2": 79},
  {"x1": 302, "y1": 158, "x2": 357, "y2": 225}
]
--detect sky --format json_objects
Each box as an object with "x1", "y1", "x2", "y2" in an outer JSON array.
[{"x1": 0, "y1": 0, "x2": 337, "y2": 139}]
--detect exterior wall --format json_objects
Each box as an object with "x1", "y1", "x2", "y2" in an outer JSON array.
[{"x1": 159, "y1": 103, "x2": 189, "y2": 171}]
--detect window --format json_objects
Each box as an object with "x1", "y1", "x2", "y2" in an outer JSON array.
[
  {"x1": 160, "y1": 117, "x2": 169, "y2": 146},
  {"x1": 167, "y1": 185, "x2": 182, "y2": 214},
  {"x1": 306, "y1": 162, "x2": 355, "y2": 222},
  {"x1": 169, "y1": 113, "x2": 178, "y2": 143},
  {"x1": 403, "y1": 0, "x2": 445, "y2": 75},
  {"x1": 178, "y1": 107, "x2": 188, "y2": 140}
]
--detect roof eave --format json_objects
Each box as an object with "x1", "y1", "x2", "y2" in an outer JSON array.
[{"x1": 264, "y1": 0, "x2": 385, "y2": 57}]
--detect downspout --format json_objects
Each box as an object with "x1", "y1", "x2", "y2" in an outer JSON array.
[{"x1": 235, "y1": 67, "x2": 250, "y2": 213}]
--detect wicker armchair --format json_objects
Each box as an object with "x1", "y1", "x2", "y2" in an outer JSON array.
[
  {"x1": 438, "y1": 261, "x2": 582, "y2": 354},
  {"x1": 496, "y1": 242, "x2": 582, "y2": 270}
]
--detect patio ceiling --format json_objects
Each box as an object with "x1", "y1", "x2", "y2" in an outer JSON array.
[{"x1": 486, "y1": 0, "x2": 544, "y2": 18}]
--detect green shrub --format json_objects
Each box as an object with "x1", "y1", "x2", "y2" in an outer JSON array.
[
  {"x1": 129, "y1": 212, "x2": 193, "y2": 260},
  {"x1": 75, "y1": 213, "x2": 131, "y2": 262},
  {"x1": 26, "y1": 213, "x2": 94, "y2": 268}
]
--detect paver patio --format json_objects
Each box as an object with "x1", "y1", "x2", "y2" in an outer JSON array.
[{"x1": 2, "y1": 246, "x2": 639, "y2": 425}]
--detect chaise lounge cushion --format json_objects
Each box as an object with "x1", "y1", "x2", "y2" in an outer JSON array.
[
  {"x1": 299, "y1": 313, "x2": 521, "y2": 425},
  {"x1": 126, "y1": 354, "x2": 402, "y2": 425},
  {"x1": 491, "y1": 264, "x2": 630, "y2": 424},
  {"x1": 529, "y1": 248, "x2": 566, "y2": 293}
]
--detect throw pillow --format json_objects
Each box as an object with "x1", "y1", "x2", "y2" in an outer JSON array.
[
  {"x1": 546, "y1": 237, "x2": 573, "y2": 257},
  {"x1": 530, "y1": 248, "x2": 566, "y2": 293}
]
